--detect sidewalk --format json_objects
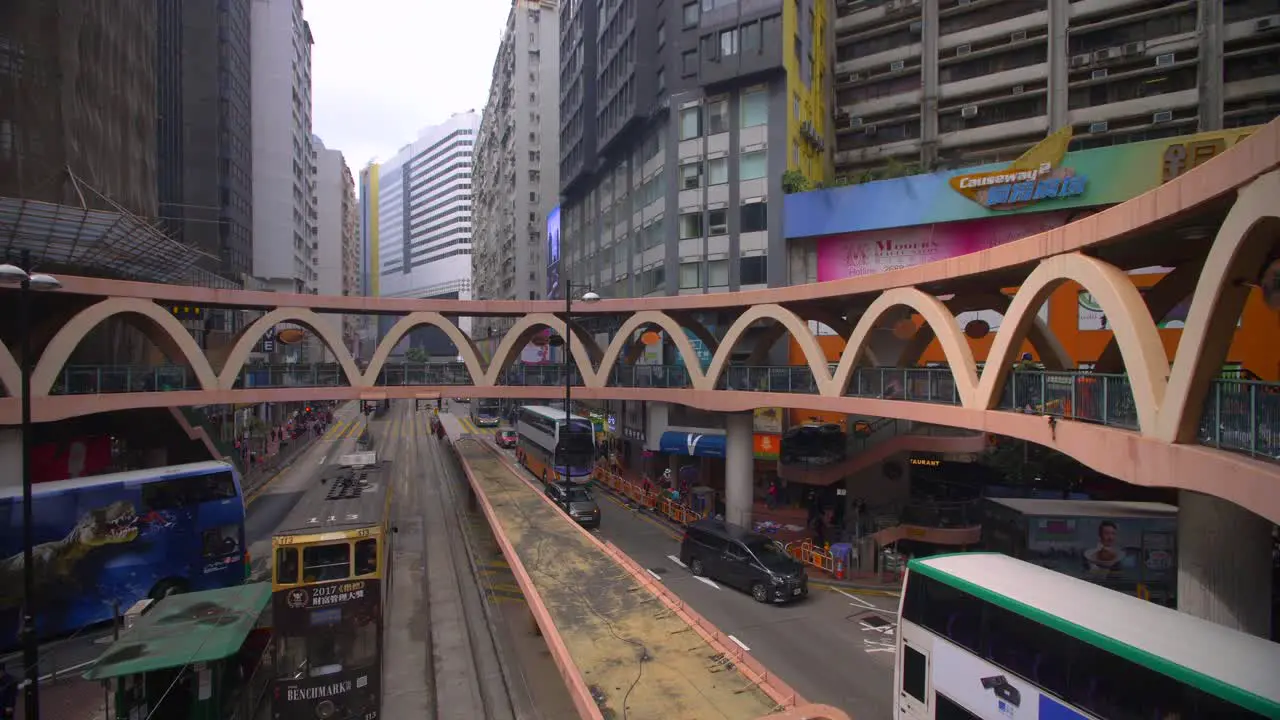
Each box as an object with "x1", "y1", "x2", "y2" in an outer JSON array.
[
  {"x1": 240, "y1": 402, "x2": 354, "y2": 496},
  {"x1": 16, "y1": 675, "x2": 109, "y2": 720}
]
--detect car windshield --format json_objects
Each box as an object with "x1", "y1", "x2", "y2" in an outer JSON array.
[
  {"x1": 500, "y1": 431, "x2": 515, "y2": 438},
  {"x1": 746, "y1": 540, "x2": 793, "y2": 572},
  {"x1": 565, "y1": 486, "x2": 592, "y2": 503}
]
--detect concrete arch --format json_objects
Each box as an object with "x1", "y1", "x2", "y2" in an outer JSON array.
[
  {"x1": 31, "y1": 298, "x2": 219, "y2": 395},
  {"x1": 899, "y1": 293, "x2": 1073, "y2": 371},
  {"x1": 831, "y1": 288, "x2": 981, "y2": 405},
  {"x1": 0, "y1": 341, "x2": 20, "y2": 398},
  {"x1": 703, "y1": 304, "x2": 834, "y2": 394},
  {"x1": 485, "y1": 313, "x2": 601, "y2": 386},
  {"x1": 217, "y1": 309, "x2": 362, "y2": 390},
  {"x1": 976, "y1": 253, "x2": 1168, "y2": 434},
  {"x1": 364, "y1": 311, "x2": 485, "y2": 386},
  {"x1": 1158, "y1": 170, "x2": 1280, "y2": 443},
  {"x1": 596, "y1": 311, "x2": 707, "y2": 388},
  {"x1": 1095, "y1": 260, "x2": 1204, "y2": 374}
]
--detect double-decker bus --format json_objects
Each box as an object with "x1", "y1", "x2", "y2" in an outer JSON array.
[
  {"x1": 895, "y1": 553, "x2": 1280, "y2": 720},
  {"x1": 513, "y1": 405, "x2": 595, "y2": 484},
  {"x1": 0, "y1": 461, "x2": 247, "y2": 649},
  {"x1": 470, "y1": 397, "x2": 502, "y2": 427},
  {"x1": 271, "y1": 452, "x2": 392, "y2": 720}
]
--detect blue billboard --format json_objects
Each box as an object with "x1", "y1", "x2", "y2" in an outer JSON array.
[{"x1": 546, "y1": 205, "x2": 561, "y2": 299}]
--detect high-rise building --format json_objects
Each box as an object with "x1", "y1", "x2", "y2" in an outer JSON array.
[
  {"x1": 472, "y1": 0, "x2": 561, "y2": 348},
  {"x1": 360, "y1": 112, "x2": 480, "y2": 359},
  {"x1": 250, "y1": 0, "x2": 318, "y2": 294},
  {"x1": 0, "y1": 0, "x2": 158, "y2": 217},
  {"x1": 831, "y1": 0, "x2": 1280, "y2": 179},
  {"x1": 156, "y1": 0, "x2": 254, "y2": 280},
  {"x1": 313, "y1": 137, "x2": 359, "y2": 355},
  {"x1": 556, "y1": 0, "x2": 832, "y2": 302}
]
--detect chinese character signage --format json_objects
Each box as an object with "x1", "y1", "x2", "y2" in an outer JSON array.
[{"x1": 950, "y1": 126, "x2": 1087, "y2": 211}]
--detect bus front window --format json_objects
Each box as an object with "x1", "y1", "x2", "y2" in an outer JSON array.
[{"x1": 302, "y1": 543, "x2": 350, "y2": 582}]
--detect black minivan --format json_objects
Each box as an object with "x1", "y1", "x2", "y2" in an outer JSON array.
[{"x1": 679, "y1": 519, "x2": 808, "y2": 603}]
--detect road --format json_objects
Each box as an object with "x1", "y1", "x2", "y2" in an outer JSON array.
[{"x1": 459, "y1": 409, "x2": 898, "y2": 720}]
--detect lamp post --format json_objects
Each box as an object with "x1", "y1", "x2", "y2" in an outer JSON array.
[
  {"x1": 558, "y1": 281, "x2": 600, "y2": 478},
  {"x1": 0, "y1": 250, "x2": 62, "y2": 720}
]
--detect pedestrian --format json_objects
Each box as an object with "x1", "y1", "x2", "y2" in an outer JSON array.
[{"x1": 0, "y1": 661, "x2": 16, "y2": 718}]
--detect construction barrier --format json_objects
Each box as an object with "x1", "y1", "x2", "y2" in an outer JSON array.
[{"x1": 593, "y1": 465, "x2": 708, "y2": 527}]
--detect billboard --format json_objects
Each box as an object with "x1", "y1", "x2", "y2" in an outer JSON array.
[
  {"x1": 546, "y1": 205, "x2": 561, "y2": 300},
  {"x1": 1025, "y1": 513, "x2": 1176, "y2": 598}
]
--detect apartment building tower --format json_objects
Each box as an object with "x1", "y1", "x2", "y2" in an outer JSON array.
[
  {"x1": 473, "y1": 0, "x2": 562, "y2": 347},
  {"x1": 313, "y1": 137, "x2": 360, "y2": 354},
  {"x1": 156, "y1": 0, "x2": 254, "y2": 280},
  {"x1": 250, "y1": 0, "x2": 318, "y2": 293},
  {"x1": 556, "y1": 0, "x2": 832, "y2": 302},
  {"x1": 832, "y1": 0, "x2": 1280, "y2": 178}
]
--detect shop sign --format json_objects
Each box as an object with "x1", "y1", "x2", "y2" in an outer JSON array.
[
  {"x1": 753, "y1": 433, "x2": 780, "y2": 461},
  {"x1": 1161, "y1": 130, "x2": 1253, "y2": 183},
  {"x1": 950, "y1": 126, "x2": 1086, "y2": 211},
  {"x1": 753, "y1": 407, "x2": 783, "y2": 434},
  {"x1": 622, "y1": 427, "x2": 645, "y2": 441}
]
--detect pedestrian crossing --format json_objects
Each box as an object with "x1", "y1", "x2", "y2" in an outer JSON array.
[{"x1": 321, "y1": 412, "x2": 442, "y2": 441}]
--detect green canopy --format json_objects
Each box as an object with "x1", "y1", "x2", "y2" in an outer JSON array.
[{"x1": 84, "y1": 583, "x2": 273, "y2": 680}]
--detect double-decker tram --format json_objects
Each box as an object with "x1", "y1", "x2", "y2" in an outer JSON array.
[
  {"x1": 270, "y1": 451, "x2": 393, "y2": 720},
  {"x1": 513, "y1": 405, "x2": 596, "y2": 484}
]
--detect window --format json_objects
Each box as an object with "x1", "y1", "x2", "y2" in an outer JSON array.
[
  {"x1": 708, "y1": 208, "x2": 727, "y2": 235},
  {"x1": 740, "y1": 150, "x2": 766, "y2": 180},
  {"x1": 707, "y1": 99, "x2": 729, "y2": 134},
  {"x1": 741, "y1": 21, "x2": 761, "y2": 53},
  {"x1": 902, "y1": 645, "x2": 927, "y2": 703},
  {"x1": 682, "y1": 1, "x2": 698, "y2": 27},
  {"x1": 682, "y1": 50, "x2": 698, "y2": 76},
  {"x1": 679, "y1": 211, "x2": 703, "y2": 239},
  {"x1": 641, "y1": 265, "x2": 666, "y2": 294},
  {"x1": 680, "y1": 106, "x2": 702, "y2": 140},
  {"x1": 302, "y1": 543, "x2": 351, "y2": 582},
  {"x1": 740, "y1": 255, "x2": 767, "y2": 284},
  {"x1": 741, "y1": 89, "x2": 768, "y2": 127},
  {"x1": 707, "y1": 259, "x2": 730, "y2": 287},
  {"x1": 793, "y1": 94, "x2": 800, "y2": 119},
  {"x1": 141, "y1": 472, "x2": 238, "y2": 512},
  {"x1": 680, "y1": 161, "x2": 702, "y2": 190},
  {"x1": 275, "y1": 547, "x2": 299, "y2": 584},
  {"x1": 720, "y1": 29, "x2": 739, "y2": 56},
  {"x1": 354, "y1": 538, "x2": 378, "y2": 575},
  {"x1": 656, "y1": 68, "x2": 665, "y2": 93},
  {"x1": 657, "y1": 23, "x2": 665, "y2": 47},
  {"x1": 740, "y1": 201, "x2": 767, "y2": 232},
  {"x1": 679, "y1": 262, "x2": 702, "y2": 289},
  {"x1": 706, "y1": 157, "x2": 728, "y2": 185},
  {"x1": 202, "y1": 525, "x2": 240, "y2": 559}
]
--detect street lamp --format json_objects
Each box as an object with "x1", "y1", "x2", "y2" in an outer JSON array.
[
  {"x1": 554, "y1": 281, "x2": 600, "y2": 479},
  {"x1": 0, "y1": 250, "x2": 61, "y2": 720}
]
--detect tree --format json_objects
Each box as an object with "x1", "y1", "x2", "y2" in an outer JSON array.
[
  {"x1": 405, "y1": 347, "x2": 428, "y2": 364},
  {"x1": 781, "y1": 169, "x2": 811, "y2": 194}
]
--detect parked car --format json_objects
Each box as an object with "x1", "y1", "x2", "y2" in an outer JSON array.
[
  {"x1": 679, "y1": 518, "x2": 808, "y2": 603},
  {"x1": 545, "y1": 481, "x2": 601, "y2": 529},
  {"x1": 495, "y1": 429, "x2": 518, "y2": 449}
]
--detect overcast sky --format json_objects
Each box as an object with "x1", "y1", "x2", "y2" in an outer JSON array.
[{"x1": 306, "y1": 0, "x2": 512, "y2": 173}]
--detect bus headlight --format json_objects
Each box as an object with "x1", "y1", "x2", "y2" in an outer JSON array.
[{"x1": 315, "y1": 700, "x2": 337, "y2": 719}]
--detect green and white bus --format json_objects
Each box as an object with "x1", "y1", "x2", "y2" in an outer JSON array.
[{"x1": 895, "y1": 553, "x2": 1280, "y2": 720}]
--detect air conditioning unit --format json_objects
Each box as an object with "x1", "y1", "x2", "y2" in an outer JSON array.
[
  {"x1": 1256, "y1": 15, "x2": 1278, "y2": 32},
  {"x1": 1011, "y1": 84, "x2": 1025, "y2": 94},
  {"x1": 864, "y1": 124, "x2": 878, "y2": 135},
  {"x1": 1093, "y1": 48, "x2": 1119, "y2": 62},
  {"x1": 890, "y1": 59, "x2": 906, "y2": 71},
  {"x1": 1123, "y1": 41, "x2": 1145, "y2": 56},
  {"x1": 1089, "y1": 121, "x2": 1108, "y2": 133},
  {"x1": 1070, "y1": 53, "x2": 1091, "y2": 68},
  {"x1": 1092, "y1": 68, "x2": 1108, "y2": 80},
  {"x1": 961, "y1": 104, "x2": 978, "y2": 118},
  {"x1": 851, "y1": 71, "x2": 862, "y2": 81},
  {"x1": 958, "y1": 0, "x2": 972, "y2": 6},
  {"x1": 1155, "y1": 52, "x2": 1175, "y2": 67},
  {"x1": 956, "y1": 43, "x2": 972, "y2": 56},
  {"x1": 1011, "y1": 30, "x2": 1027, "y2": 42},
  {"x1": 910, "y1": 20, "x2": 923, "y2": 33},
  {"x1": 850, "y1": 116, "x2": 864, "y2": 128},
  {"x1": 1153, "y1": 110, "x2": 1173, "y2": 123}
]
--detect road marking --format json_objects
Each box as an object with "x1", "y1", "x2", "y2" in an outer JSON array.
[
  {"x1": 728, "y1": 634, "x2": 750, "y2": 652},
  {"x1": 38, "y1": 659, "x2": 96, "y2": 683},
  {"x1": 694, "y1": 576, "x2": 720, "y2": 590},
  {"x1": 319, "y1": 455, "x2": 327, "y2": 465},
  {"x1": 863, "y1": 638, "x2": 896, "y2": 654},
  {"x1": 667, "y1": 554, "x2": 686, "y2": 568},
  {"x1": 838, "y1": 588, "x2": 878, "y2": 609},
  {"x1": 646, "y1": 569, "x2": 662, "y2": 581}
]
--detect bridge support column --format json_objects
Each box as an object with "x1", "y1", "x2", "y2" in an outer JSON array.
[
  {"x1": 725, "y1": 412, "x2": 754, "y2": 528},
  {"x1": 1176, "y1": 490, "x2": 1273, "y2": 639}
]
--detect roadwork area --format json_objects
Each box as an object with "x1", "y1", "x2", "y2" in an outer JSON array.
[{"x1": 448, "y1": 428, "x2": 780, "y2": 720}]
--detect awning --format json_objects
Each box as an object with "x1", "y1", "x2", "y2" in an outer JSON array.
[{"x1": 659, "y1": 431, "x2": 726, "y2": 458}]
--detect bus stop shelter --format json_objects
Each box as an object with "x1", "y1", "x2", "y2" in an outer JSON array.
[{"x1": 84, "y1": 583, "x2": 274, "y2": 720}]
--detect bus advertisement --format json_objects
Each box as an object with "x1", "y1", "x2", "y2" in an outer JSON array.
[
  {"x1": 470, "y1": 397, "x2": 502, "y2": 427},
  {"x1": 514, "y1": 405, "x2": 595, "y2": 483},
  {"x1": 0, "y1": 461, "x2": 248, "y2": 649}
]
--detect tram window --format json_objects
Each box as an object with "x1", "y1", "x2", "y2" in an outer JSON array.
[
  {"x1": 354, "y1": 539, "x2": 378, "y2": 575},
  {"x1": 302, "y1": 543, "x2": 350, "y2": 582},
  {"x1": 275, "y1": 547, "x2": 299, "y2": 584},
  {"x1": 344, "y1": 617, "x2": 378, "y2": 667},
  {"x1": 307, "y1": 634, "x2": 344, "y2": 678},
  {"x1": 276, "y1": 635, "x2": 309, "y2": 679},
  {"x1": 203, "y1": 525, "x2": 240, "y2": 558}
]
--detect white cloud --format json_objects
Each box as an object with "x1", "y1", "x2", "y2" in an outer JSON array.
[{"x1": 306, "y1": 0, "x2": 511, "y2": 169}]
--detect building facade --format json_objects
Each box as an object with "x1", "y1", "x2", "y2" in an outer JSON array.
[
  {"x1": 556, "y1": 0, "x2": 832, "y2": 303},
  {"x1": 156, "y1": 0, "x2": 254, "y2": 280},
  {"x1": 250, "y1": 0, "x2": 318, "y2": 293},
  {"x1": 0, "y1": 0, "x2": 158, "y2": 216},
  {"x1": 361, "y1": 112, "x2": 480, "y2": 358},
  {"x1": 472, "y1": 0, "x2": 562, "y2": 350},
  {"x1": 313, "y1": 137, "x2": 359, "y2": 355},
  {"x1": 832, "y1": 0, "x2": 1280, "y2": 179}
]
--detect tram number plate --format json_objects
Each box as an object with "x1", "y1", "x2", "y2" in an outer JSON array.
[
  {"x1": 364, "y1": 713, "x2": 378, "y2": 720},
  {"x1": 792, "y1": 588, "x2": 801, "y2": 596}
]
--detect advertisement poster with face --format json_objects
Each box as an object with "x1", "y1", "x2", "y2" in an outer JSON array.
[{"x1": 1023, "y1": 514, "x2": 1176, "y2": 596}]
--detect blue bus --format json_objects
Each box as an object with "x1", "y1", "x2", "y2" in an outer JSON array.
[{"x1": 0, "y1": 461, "x2": 248, "y2": 649}]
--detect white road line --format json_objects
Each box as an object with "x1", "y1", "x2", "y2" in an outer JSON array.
[
  {"x1": 728, "y1": 634, "x2": 751, "y2": 652},
  {"x1": 646, "y1": 569, "x2": 662, "y2": 581},
  {"x1": 863, "y1": 638, "x2": 896, "y2": 654},
  {"x1": 837, "y1": 588, "x2": 878, "y2": 609},
  {"x1": 319, "y1": 455, "x2": 327, "y2": 465},
  {"x1": 667, "y1": 554, "x2": 687, "y2": 568},
  {"x1": 694, "y1": 576, "x2": 720, "y2": 590}
]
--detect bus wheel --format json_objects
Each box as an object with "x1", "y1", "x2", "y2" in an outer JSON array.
[{"x1": 150, "y1": 579, "x2": 188, "y2": 600}]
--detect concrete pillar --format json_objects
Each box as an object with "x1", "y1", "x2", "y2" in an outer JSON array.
[
  {"x1": 919, "y1": 0, "x2": 940, "y2": 170},
  {"x1": 1196, "y1": 0, "x2": 1224, "y2": 132},
  {"x1": 1047, "y1": 0, "x2": 1070, "y2": 131},
  {"x1": 725, "y1": 412, "x2": 754, "y2": 528},
  {"x1": 0, "y1": 430, "x2": 20, "y2": 489},
  {"x1": 644, "y1": 402, "x2": 669, "y2": 453},
  {"x1": 1177, "y1": 490, "x2": 1273, "y2": 639}
]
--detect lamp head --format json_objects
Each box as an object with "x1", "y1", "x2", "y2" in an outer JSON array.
[
  {"x1": 580, "y1": 290, "x2": 601, "y2": 303},
  {"x1": 0, "y1": 264, "x2": 28, "y2": 285},
  {"x1": 28, "y1": 273, "x2": 62, "y2": 291}
]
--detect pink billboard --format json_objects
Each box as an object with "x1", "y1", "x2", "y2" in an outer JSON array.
[{"x1": 815, "y1": 211, "x2": 1079, "y2": 281}]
